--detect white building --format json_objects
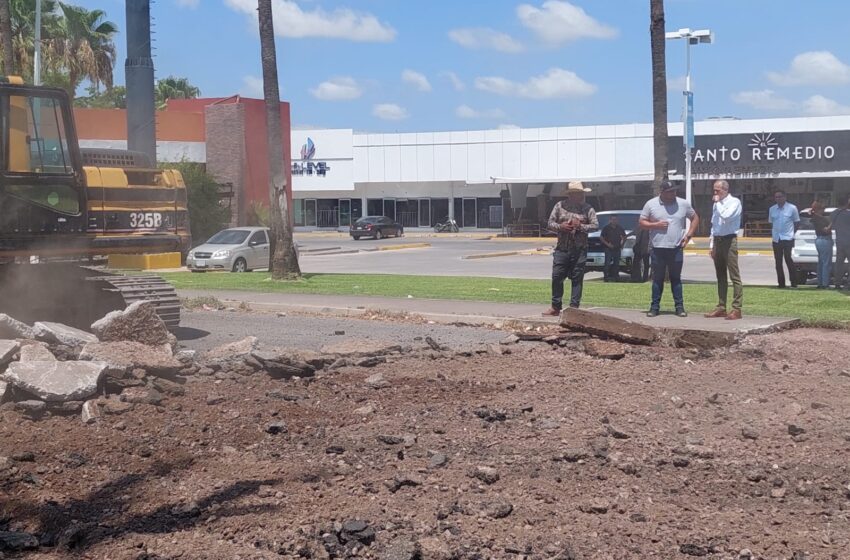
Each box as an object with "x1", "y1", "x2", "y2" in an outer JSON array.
[{"x1": 292, "y1": 116, "x2": 850, "y2": 236}]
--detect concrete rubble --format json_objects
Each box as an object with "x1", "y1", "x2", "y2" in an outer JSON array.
[
  {"x1": 1, "y1": 361, "x2": 107, "y2": 402},
  {"x1": 0, "y1": 313, "x2": 35, "y2": 339},
  {"x1": 91, "y1": 300, "x2": 173, "y2": 347},
  {"x1": 32, "y1": 321, "x2": 98, "y2": 347}
]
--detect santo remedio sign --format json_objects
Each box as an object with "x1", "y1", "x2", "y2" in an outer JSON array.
[{"x1": 668, "y1": 130, "x2": 850, "y2": 178}]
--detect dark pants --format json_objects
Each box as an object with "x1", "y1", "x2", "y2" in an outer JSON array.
[
  {"x1": 631, "y1": 252, "x2": 651, "y2": 283},
  {"x1": 713, "y1": 236, "x2": 743, "y2": 310},
  {"x1": 650, "y1": 247, "x2": 684, "y2": 311},
  {"x1": 836, "y1": 242, "x2": 850, "y2": 288},
  {"x1": 772, "y1": 239, "x2": 796, "y2": 287},
  {"x1": 551, "y1": 248, "x2": 587, "y2": 310},
  {"x1": 603, "y1": 247, "x2": 621, "y2": 281}
]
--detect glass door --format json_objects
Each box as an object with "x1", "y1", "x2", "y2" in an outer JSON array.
[
  {"x1": 338, "y1": 198, "x2": 351, "y2": 227},
  {"x1": 418, "y1": 198, "x2": 431, "y2": 227},
  {"x1": 462, "y1": 198, "x2": 477, "y2": 228},
  {"x1": 383, "y1": 199, "x2": 396, "y2": 220},
  {"x1": 304, "y1": 199, "x2": 317, "y2": 227}
]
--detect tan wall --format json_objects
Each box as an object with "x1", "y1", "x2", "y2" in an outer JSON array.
[{"x1": 73, "y1": 108, "x2": 205, "y2": 142}]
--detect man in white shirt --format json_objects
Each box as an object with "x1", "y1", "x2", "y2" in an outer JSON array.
[
  {"x1": 768, "y1": 190, "x2": 800, "y2": 288},
  {"x1": 705, "y1": 180, "x2": 744, "y2": 320}
]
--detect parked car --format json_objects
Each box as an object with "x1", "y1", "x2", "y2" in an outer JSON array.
[
  {"x1": 586, "y1": 210, "x2": 642, "y2": 275},
  {"x1": 187, "y1": 227, "x2": 271, "y2": 272},
  {"x1": 350, "y1": 216, "x2": 404, "y2": 240},
  {"x1": 792, "y1": 207, "x2": 838, "y2": 285}
]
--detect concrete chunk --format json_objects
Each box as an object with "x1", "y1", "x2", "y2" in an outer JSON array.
[
  {"x1": 0, "y1": 340, "x2": 20, "y2": 367},
  {"x1": 320, "y1": 339, "x2": 402, "y2": 357},
  {"x1": 1, "y1": 360, "x2": 107, "y2": 402},
  {"x1": 560, "y1": 308, "x2": 656, "y2": 346},
  {"x1": 203, "y1": 336, "x2": 258, "y2": 362},
  {"x1": 91, "y1": 301, "x2": 171, "y2": 347},
  {"x1": 0, "y1": 380, "x2": 8, "y2": 401},
  {"x1": 18, "y1": 342, "x2": 56, "y2": 362},
  {"x1": 79, "y1": 341, "x2": 181, "y2": 376},
  {"x1": 32, "y1": 321, "x2": 98, "y2": 347},
  {"x1": 81, "y1": 400, "x2": 101, "y2": 424},
  {"x1": 0, "y1": 314, "x2": 35, "y2": 339}
]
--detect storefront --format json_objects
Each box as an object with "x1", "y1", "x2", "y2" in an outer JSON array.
[{"x1": 292, "y1": 117, "x2": 850, "y2": 234}]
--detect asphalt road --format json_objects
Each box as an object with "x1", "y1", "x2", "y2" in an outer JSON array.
[
  {"x1": 294, "y1": 235, "x2": 784, "y2": 286},
  {"x1": 176, "y1": 309, "x2": 507, "y2": 353}
]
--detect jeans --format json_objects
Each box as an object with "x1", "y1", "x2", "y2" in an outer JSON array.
[
  {"x1": 772, "y1": 239, "x2": 796, "y2": 287},
  {"x1": 836, "y1": 242, "x2": 850, "y2": 288},
  {"x1": 650, "y1": 247, "x2": 684, "y2": 311},
  {"x1": 551, "y1": 248, "x2": 587, "y2": 310},
  {"x1": 713, "y1": 236, "x2": 743, "y2": 310},
  {"x1": 815, "y1": 237, "x2": 833, "y2": 288},
  {"x1": 603, "y1": 247, "x2": 621, "y2": 281}
]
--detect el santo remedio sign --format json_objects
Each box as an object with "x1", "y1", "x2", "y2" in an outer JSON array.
[{"x1": 692, "y1": 133, "x2": 835, "y2": 164}]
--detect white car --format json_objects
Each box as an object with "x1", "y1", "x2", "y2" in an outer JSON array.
[
  {"x1": 586, "y1": 210, "x2": 642, "y2": 274},
  {"x1": 791, "y1": 208, "x2": 838, "y2": 285},
  {"x1": 187, "y1": 227, "x2": 271, "y2": 272}
]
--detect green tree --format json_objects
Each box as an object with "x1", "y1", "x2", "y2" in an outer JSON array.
[
  {"x1": 52, "y1": 2, "x2": 117, "y2": 95},
  {"x1": 165, "y1": 161, "x2": 231, "y2": 244},
  {"x1": 3, "y1": 0, "x2": 62, "y2": 82},
  {"x1": 0, "y1": 0, "x2": 13, "y2": 74},
  {"x1": 155, "y1": 76, "x2": 200, "y2": 109},
  {"x1": 258, "y1": 0, "x2": 300, "y2": 280},
  {"x1": 74, "y1": 83, "x2": 125, "y2": 108}
]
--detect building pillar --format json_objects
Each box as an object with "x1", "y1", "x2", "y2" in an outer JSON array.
[{"x1": 205, "y1": 102, "x2": 246, "y2": 226}]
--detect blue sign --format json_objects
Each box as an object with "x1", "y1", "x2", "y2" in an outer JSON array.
[{"x1": 684, "y1": 91, "x2": 695, "y2": 150}]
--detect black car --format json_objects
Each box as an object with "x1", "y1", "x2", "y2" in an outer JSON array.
[{"x1": 350, "y1": 216, "x2": 404, "y2": 240}]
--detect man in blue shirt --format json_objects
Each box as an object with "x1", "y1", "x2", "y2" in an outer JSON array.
[{"x1": 768, "y1": 190, "x2": 800, "y2": 288}]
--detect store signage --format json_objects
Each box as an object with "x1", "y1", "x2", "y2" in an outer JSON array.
[
  {"x1": 292, "y1": 137, "x2": 331, "y2": 177},
  {"x1": 668, "y1": 130, "x2": 850, "y2": 178}
]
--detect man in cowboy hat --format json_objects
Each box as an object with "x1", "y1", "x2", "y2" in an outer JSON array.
[
  {"x1": 639, "y1": 180, "x2": 700, "y2": 317},
  {"x1": 542, "y1": 181, "x2": 599, "y2": 316}
]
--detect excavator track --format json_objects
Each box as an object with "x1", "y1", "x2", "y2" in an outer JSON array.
[{"x1": 0, "y1": 263, "x2": 181, "y2": 331}]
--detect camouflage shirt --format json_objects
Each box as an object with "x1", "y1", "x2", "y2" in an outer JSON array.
[{"x1": 547, "y1": 201, "x2": 599, "y2": 251}]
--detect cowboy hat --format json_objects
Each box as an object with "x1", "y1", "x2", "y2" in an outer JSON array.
[{"x1": 567, "y1": 181, "x2": 591, "y2": 193}]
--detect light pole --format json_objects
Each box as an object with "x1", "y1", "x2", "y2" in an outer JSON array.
[
  {"x1": 34, "y1": 0, "x2": 41, "y2": 85},
  {"x1": 665, "y1": 27, "x2": 713, "y2": 204}
]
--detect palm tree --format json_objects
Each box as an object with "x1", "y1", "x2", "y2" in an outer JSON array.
[
  {"x1": 0, "y1": 0, "x2": 13, "y2": 74},
  {"x1": 650, "y1": 0, "x2": 668, "y2": 185},
  {"x1": 7, "y1": 0, "x2": 62, "y2": 83},
  {"x1": 155, "y1": 76, "x2": 200, "y2": 109},
  {"x1": 258, "y1": 0, "x2": 300, "y2": 280},
  {"x1": 52, "y1": 2, "x2": 117, "y2": 96}
]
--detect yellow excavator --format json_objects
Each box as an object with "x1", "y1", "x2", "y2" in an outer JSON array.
[{"x1": 0, "y1": 76, "x2": 190, "y2": 329}]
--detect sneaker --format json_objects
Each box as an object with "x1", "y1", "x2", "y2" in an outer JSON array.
[
  {"x1": 675, "y1": 308, "x2": 688, "y2": 318},
  {"x1": 646, "y1": 309, "x2": 659, "y2": 318}
]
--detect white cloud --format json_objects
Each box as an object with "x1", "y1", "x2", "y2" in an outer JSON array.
[
  {"x1": 442, "y1": 71, "x2": 466, "y2": 91},
  {"x1": 498, "y1": 124, "x2": 520, "y2": 130},
  {"x1": 767, "y1": 51, "x2": 850, "y2": 86},
  {"x1": 475, "y1": 68, "x2": 596, "y2": 99},
  {"x1": 455, "y1": 105, "x2": 506, "y2": 119},
  {"x1": 373, "y1": 103, "x2": 408, "y2": 121},
  {"x1": 310, "y1": 77, "x2": 363, "y2": 101},
  {"x1": 401, "y1": 70, "x2": 432, "y2": 92},
  {"x1": 802, "y1": 95, "x2": 850, "y2": 116},
  {"x1": 730, "y1": 89, "x2": 794, "y2": 111},
  {"x1": 517, "y1": 1, "x2": 617, "y2": 44},
  {"x1": 448, "y1": 27, "x2": 524, "y2": 53},
  {"x1": 240, "y1": 75, "x2": 264, "y2": 98},
  {"x1": 224, "y1": 0, "x2": 396, "y2": 42},
  {"x1": 176, "y1": 0, "x2": 200, "y2": 8},
  {"x1": 667, "y1": 75, "x2": 687, "y2": 91}
]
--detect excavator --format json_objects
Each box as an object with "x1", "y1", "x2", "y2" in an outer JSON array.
[{"x1": 0, "y1": 76, "x2": 190, "y2": 329}]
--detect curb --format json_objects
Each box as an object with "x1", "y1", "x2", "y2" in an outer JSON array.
[
  {"x1": 462, "y1": 250, "x2": 524, "y2": 260},
  {"x1": 374, "y1": 242, "x2": 431, "y2": 251}
]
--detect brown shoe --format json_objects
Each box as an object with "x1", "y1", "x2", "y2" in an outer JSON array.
[
  {"x1": 725, "y1": 309, "x2": 742, "y2": 321},
  {"x1": 704, "y1": 308, "x2": 727, "y2": 318},
  {"x1": 541, "y1": 307, "x2": 561, "y2": 317}
]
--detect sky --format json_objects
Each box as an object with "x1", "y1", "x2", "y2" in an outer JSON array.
[{"x1": 72, "y1": 0, "x2": 850, "y2": 133}]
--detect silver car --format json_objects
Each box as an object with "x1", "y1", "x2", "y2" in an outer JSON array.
[{"x1": 187, "y1": 227, "x2": 271, "y2": 272}]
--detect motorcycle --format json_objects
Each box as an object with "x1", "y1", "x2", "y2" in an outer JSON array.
[{"x1": 433, "y1": 218, "x2": 459, "y2": 233}]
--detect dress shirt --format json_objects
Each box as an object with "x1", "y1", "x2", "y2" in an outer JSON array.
[
  {"x1": 769, "y1": 203, "x2": 799, "y2": 242},
  {"x1": 710, "y1": 194, "x2": 742, "y2": 240}
]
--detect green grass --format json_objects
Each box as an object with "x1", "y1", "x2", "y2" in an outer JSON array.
[{"x1": 157, "y1": 271, "x2": 850, "y2": 325}]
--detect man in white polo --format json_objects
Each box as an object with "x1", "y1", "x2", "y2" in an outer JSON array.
[
  {"x1": 768, "y1": 189, "x2": 800, "y2": 288},
  {"x1": 705, "y1": 180, "x2": 743, "y2": 320}
]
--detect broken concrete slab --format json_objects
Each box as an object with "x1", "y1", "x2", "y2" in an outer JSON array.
[
  {"x1": 560, "y1": 308, "x2": 656, "y2": 345},
  {"x1": 0, "y1": 340, "x2": 20, "y2": 367},
  {"x1": 79, "y1": 341, "x2": 182, "y2": 376},
  {"x1": 0, "y1": 380, "x2": 7, "y2": 401},
  {"x1": 1, "y1": 361, "x2": 107, "y2": 402},
  {"x1": 91, "y1": 301, "x2": 171, "y2": 347},
  {"x1": 320, "y1": 339, "x2": 403, "y2": 357},
  {"x1": 18, "y1": 342, "x2": 56, "y2": 362},
  {"x1": 0, "y1": 313, "x2": 34, "y2": 339},
  {"x1": 32, "y1": 321, "x2": 98, "y2": 347},
  {"x1": 81, "y1": 400, "x2": 100, "y2": 424},
  {"x1": 583, "y1": 339, "x2": 627, "y2": 360},
  {"x1": 250, "y1": 349, "x2": 316, "y2": 379},
  {"x1": 203, "y1": 336, "x2": 258, "y2": 362}
]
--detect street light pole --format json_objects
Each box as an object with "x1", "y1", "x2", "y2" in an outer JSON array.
[
  {"x1": 665, "y1": 28, "x2": 713, "y2": 205},
  {"x1": 33, "y1": 0, "x2": 41, "y2": 85}
]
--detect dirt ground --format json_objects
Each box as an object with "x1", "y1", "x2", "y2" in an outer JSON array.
[{"x1": 2, "y1": 326, "x2": 850, "y2": 560}]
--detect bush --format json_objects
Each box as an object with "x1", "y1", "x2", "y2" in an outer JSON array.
[{"x1": 163, "y1": 161, "x2": 231, "y2": 243}]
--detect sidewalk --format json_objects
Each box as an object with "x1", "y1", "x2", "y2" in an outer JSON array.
[{"x1": 178, "y1": 289, "x2": 797, "y2": 334}]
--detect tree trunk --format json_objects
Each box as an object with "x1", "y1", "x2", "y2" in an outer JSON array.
[
  {"x1": 650, "y1": 0, "x2": 668, "y2": 186},
  {"x1": 257, "y1": 0, "x2": 300, "y2": 280},
  {"x1": 0, "y1": 0, "x2": 13, "y2": 75}
]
